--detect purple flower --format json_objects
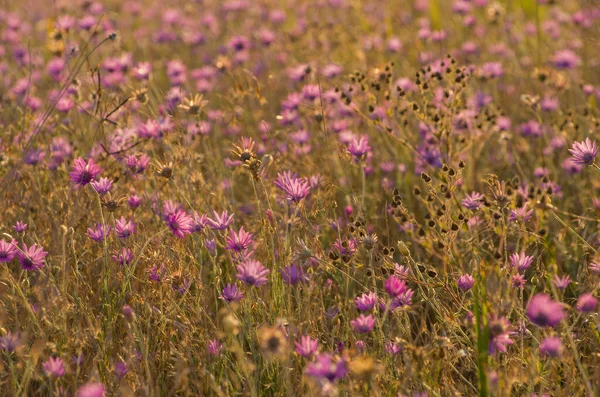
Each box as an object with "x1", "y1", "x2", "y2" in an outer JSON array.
[
  {"x1": 488, "y1": 316, "x2": 514, "y2": 354},
  {"x1": 350, "y1": 314, "x2": 375, "y2": 333},
  {"x1": 17, "y1": 243, "x2": 47, "y2": 271},
  {"x1": 511, "y1": 274, "x2": 527, "y2": 289},
  {"x1": 295, "y1": 335, "x2": 319, "y2": 358},
  {"x1": 0, "y1": 332, "x2": 20, "y2": 353},
  {"x1": 13, "y1": 221, "x2": 27, "y2": 233},
  {"x1": 69, "y1": 157, "x2": 102, "y2": 187},
  {"x1": 77, "y1": 383, "x2": 106, "y2": 397},
  {"x1": 208, "y1": 339, "x2": 222, "y2": 356},
  {"x1": 115, "y1": 216, "x2": 136, "y2": 238},
  {"x1": 569, "y1": 138, "x2": 598, "y2": 165},
  {"x1": 274, "y1": 171, "x2": 311, "y2": 203},
  {"x1": 128, "y1": 194, "x2": 142, "y2": 209},
  {"x1": 280, "y1": 264, "x2": 307, "y2": 285},
  {"x1": 355, "y1": 292, "x2": 378, "y2": 311},
  {"x1": 576, "y1": 293, "x2": 598, "y2": 313},
  {"x1": 394, "y1": 263, "x2": 410, "y2": 279},
  {"x1": 206, "y1": 210, "x2": 234, "y2": 230},
  {"x1": 90, "y1": 177, "x2": 113, "y2": 196},
  {"x1": 0, "y1": 240, "x2": 17, "y2": 262},
  {"x1": 236, "y1": 259, "x2": 270, "y2": 286},
  {"x1": 509, "y1": 252, "x2": 534, "y2": 272},
  {"x1": 347, "y1": 136, "x2": 371, "y2": 160},
  {"x1": 551, "y1": 49, "x2": 580, "y2": 70},
  {"x1": 166, "y1": 209, "x2": 193, "y2": 238},
  {"x1": 385, "y1": 341, "x2": 402, "y2": 355},
  {"x1": 86, "y1": 224, "x2": 112, "y2": 242},
  {"x1": 148, "y1": 264, "x2": 165, "y2": 282},
  {"x1": 221, "y1": 283, "x2": 244, "y2": 302},
  {"x1": 43, "y1": 357, "x2": 66, "y2": 378},
  {"x1": 527, "y1": 294, "x2": 566, "y2": 327},
  {"x1": 539, "y1": 337, "x2": 563, "y2": 358},
  {"x1": 114, "y1": 361, "x2": 128, "y2": 379},
  {"x1": 225, "y1": 226, "x2": 254, "y2": 252},
  {"x1": 384, "y1": 275, "x2": 407, "y2": 297},
  {"x1": 305, "y1": 353, "x2": 348, "y2": 382},
  {"x1": 112, "y1": 247, "x2": 134, "y2": 266},
  {"x1": 508, "y1": 206, "x2": 533, "y2": 222},
  {"x1": 553, "y1": 275, "x2": 571, "y2": 290},
  {"x1": 457, "y1": 274, "x2": 475, "y2": 291},
  {"x1": 462, "y1": 192, "x2": 484, "y2": 210}
]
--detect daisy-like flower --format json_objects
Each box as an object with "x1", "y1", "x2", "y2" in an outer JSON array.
[
  {"x1": 43, "y1": 357, "x2": 66, "y2": 378},
  {"x1": 225, "y1": 226, "x2": 254, "y2": 252},
  {"x1": 305, "y1": 353, "x2": 348, "y2": 382},
  {"x1": 236, "y1": 259, "x2": 270, "y2": 286},
  {"x1": 280, "y1": 264, "x2": 307, "y2": 285},
  {"x1": 274, "y1": 171, "x2": 311, "y2": 203},
  {"x1": 221, "y1": 283, "x2": 244, "y2": 302},
  {"x1": 462, "y1": 191, "x2": 485, "y2": 210},
  {"x1": 347, "y1": 136, "x2": 371, "y2": 160},
  {"x1": 509, "y1": 252, "x2": 534, "y2": 272},
  {"x1": 208, "y1": 339, "x2": 222, "y2": 356},
  {"x1": 86, "y1": 224, "x2": 112, "y2": 242},
  {"x1": 355, "y1": 292, "x2": 378, "y2": 311},
  {"x1": 206, "y1": 210, "x2": 234, "y2": 230},
  {"x1": 0, "y1": 332, "x2": 20, "y2": 353},
  {"x1": 508, "y1": 206, "x2": 533, "y2": 222},
  {"x1": 351, "y1": 314, "x2": 375, "y2": 333},
  {"x1": 0, "y1": 240, "x2": 17, "y2": 262},
  {"x1": 69, "y1": 157, "x2": 102, "y2": 187},
  {"x1": 385, "y1": 341, "x2": 402, "y2": 355},
  {"x1": 178, "y1": 94, "x2": 208, "y2": 116},
  {"x1": 457, "y1": 274, "x2": 475, "y2": 291},
  {"x1": 553, "y1": 275, "x2": 571, "y2": 290},
  {"x1": 527, "y1": 294, "x2": 566, "y2": 327},
  {"x1": 115, "y1": 217, "x2": 136, "y2": 238},
  {"x1": 295, "y1": 335, "x2": 319, "y2": 358},
  {"x1": 112, "y1": 247, "x2": 134, "y2": 266},
  {"x1": 384, "y1": 275, "x2": 407, "y2": 297},
  {"x1": 488, "y1": 315, "x2": 514, "y2": 354},
  {"x1": 166, "y1": 209, "x2": 193, "y2": 238},
  {"x1": 17, "y1": 243, "x2": 48, "y2": 271},
  {"x1": 512, "y1": 274, "x2": 527, "y2": 289},
  {"x1": 539, "y1": 337, "x2": 563, "y2": 358},
  {"x1": 90, "y1": 177, "x2": 113, "y2": 196},
  {"x1": 568, "y1": 138, "x2": 598, "y2": 166},
  {"x1": 576, "y1": 293, "x2": 598, "y2": 313},
  {"x1": 13, "y1": 221, "x2": 27, "y2": 233}
]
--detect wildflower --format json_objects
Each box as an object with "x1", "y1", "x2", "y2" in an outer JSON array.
[
  {"x1": 508, "y1": 206, "x2": 533, "y2": 222},
  {"x1": 77, "y1": 383, "x2": 106, "y2": 397},
  {"x1": 457, "y1": 274, "x2": 475, "y2": 291},
  {"x1": 128, "y1": 194, "x2": 142, "y2": 209},
  {"x1": 280, "y1": 264, "x2": 307, "y2": 285},
  {"x1": 295, "y1": 336, "x2": 319, "y2": 358},
  {"x1": 0, "y1": 240, "x2": 17, "y2": 262},
  {"x1": 539, "y1": 337, "x2": 563, "y2": 358},
  {"x1": 394, "y1": 263, "x2": 410, "y2": 278},
  {"x1": 17, "y1": 243, "x2": 47, "y2": 271},
  {"x1": 206, "y1": 210, "x2": 234, "y2": 230},
  {"x1": 69, "y1": 157, "x2": 101, "y2": 186},
  {"x1": 509, "y1": 252, "x2": 534, "y2": 272},
  {"x1": 569, "y1": 138, "x2": 598, "y2": 165},
  {"x1": 355, "y1": 292, "x2": 378, "y2": 311},
  {"x1": 43, "y1": 357, "x2": 66, "y2": 378},
  {"x1": 225, "y1": 226, "x2": 254, "y2": 252},
  {"x1": 350, "y1": 314, "x2": 375, "y2": 333},
  {"x1": 347, "y1": 136, "x2": 371, "y2": 160},
  {"x1": 527, "y1": 294, "x2": 566, "y2": 327},
  {"x1": 112, "y1": 247, "x2": 134, "y2": 266},
  {"x1": 384, "y1": 275, "x2": 407, "y2": 297},
  {"x1": 553, "y1": 275, "x2": 571, "y2": 290},
  {"x1": 220, "y1": 283, "x2": 244, "y2": 302},
  {"x1": 208, "y1": 339, "x2": 222, "y2": 356},
  {"x1": 115, "y1": 217, "x2": 136, "y2": 238},
  {"x1": 274, "y1": 171, "x2": 311, "y2": 202},
  {"x1": 512, "y1": 274, "x2": 527, "y2": 289},
  {"x1": 462, "y1": 192, "x2": 485, "y2": 210},
  {"x1": 236, "y1": 259, "x2": 270, "y2": 286},
  {"x1": 148, "y1": 264, "x2": 165, "y2": 282},
  {"x1": 13, "y1": 221, "x2": 27, "y2": 233},
  {"x1": 551, "y1": 49, "x2": 580, "y2": 70},
  {"x1": 86, "y1": 224, "x2": 112, "y2": 242},
  {"x1": 488, "y1": 316, "x2": 514, "y2": 353},
  {"x1": 385, "y1": 341, "x2": 402, "y2": 355},
  {"x1": 114, "y1": 361, "x2": 128, "y2": 379},
  {"x1": 576, "y1": 293, "x2": 598, "y2": 313},
  {"x1": 305, "y1": 353, "x2": 348, "y2": 382},
  {"x1": 90, "y1": 177, "x2": 113, "y2": 196},
  {"x1": 122, "y1": 305, "x2": 134, "y2": 322},
  {"x1": 166, "y1": 209, "x2": 193, "y2": 238},
  {"x1": 0, "y1": 332, "x2": 20, "y2": 353},
  {"x1": 258, "y1": 326, "x2": 288, "y2": 359}
]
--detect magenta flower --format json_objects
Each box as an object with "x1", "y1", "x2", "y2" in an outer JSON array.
[
  {"x1": 114, "y1": 361, "x2": 128, "y2": 379},
  {"x1": 206, "y1": 210, "x2": 234, "y2": 230},
  {"x1": 508, "y1": 206, "x2": 533, "y2": 222},
  {"x1": 305, "y1": 353, "x2": 348, "y2": 382},
  {"x1": 511, "y1": 274, "x2": 527, "y2": 289},
  {"x1": 147, "y1": 264, "x2": 165, "y2": 282},
  {"x1": 457, "y1": 274, "x2": 475, "y2": 291},
  {"x1": 42, "y1": 357, "x2": 66, "y2": 378},
  {"x1": 90, "y1": 177, "x2": 113, "y2": 196},
  {"x1": 208, "y1": 339, "x2": 222, "y2": 356},
  {"x1": 576, "y1": 293, "x2": 598, "y2": 313},
  {"x1": 539, "y1": 337, "x2": 563, "y2": 358},
  {"x1": 112, "y1": 247, "x2": 134, "y2": 266},
  {"x1": 77, "y1": 383, "x2": 106, "y2": 397},
  {"x1": 280, "y1": 264, "x2": 307, "y2": 285},
  {"x1": 0, "y1": 332, "x2": 20, "y2": 353},
  {"x1": 551, "y1": 49, "x2": 581, "y2": 70},
  {"x1": 527, "y1": 294, "x2": 566, "y2": 327},
  {"x1": 295, "y1": 335, "x2": 319, "y2": 358},
  {"x1": 355, "y1": 292, "x2": 378, "y2": 311},
  {"x1": 115, "y1": 217, "x2": 136, "y2": 238},
  {"x1": 86, "y1": 224, "x2": 112, "y2": 242},
  {"x1": 385, "y1": 341, "x2": 402, "y2": 355},
  {"x1": 69, "y1": 157, "x2": 101, "y2": 187},
  {"x1": 569, "y1": 138, "x2": 598, "y2": 165},
  {"x1": 166, "y1": 209, "x2": 193, "y2": 238},
  {"x1": 236, "y1": 259, "x2": 270, "y2": 286},
  {"x1": 220, "y1": 283, "x2": 244, "y2": 302},
  {"x1": 553, "y1": 275, "x2": 571, "y2": 290},
  {"x1": 0, "y1": 240, "x2": 17, "y2": 262},
  {"x1": 274, "y1": 171, "x2": 310, "y2": 203},
  {"x1": 347, "y1": 136, "x2": 371, "y2": 160},
  {"x1": 488, "y1": 315, "x2": 514, "y2": 354},
  {"x1": 462, "y1": 192, "x2": 485, "y2": 210},
  {"x1": 384, "y1": 275, "x2": 407, "y2": 297},
  {"x1": 225, "y1": 226, "x2": 254, "y2": 252},
  {"x1": 351, "y1": 314, "x2": 375, "y2": 333},
  {"x1": 509, "y1": 252, "x2": 534, "y2": 272},
  {"x1": 17, "y1": 243, "x2": 47, "y2": 271},
  {"x1": 13, "y1": 221, "x2": 27, "y2": 233}
]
